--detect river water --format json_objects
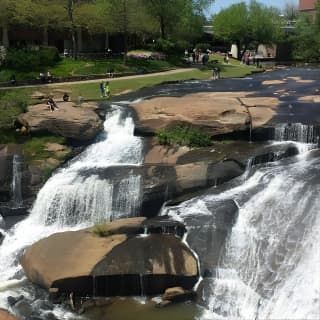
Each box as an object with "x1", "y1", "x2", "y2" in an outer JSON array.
[{"x1": 0, "y1": 87, "x2": 319, "y2": 319}]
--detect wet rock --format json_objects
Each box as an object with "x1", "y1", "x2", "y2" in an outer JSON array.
[
  {"x1": 251, "y1": 142, "x2": 299, "y2": 166},
  {"x1": 156, "y1": 300, "x2": 172, "y2": 308},
  {"x1": 182, "y1": 199, "x2": 239, "y2": 274},
  {"x1": 141, "y1": 216, "x2": 186, "y2": 238},
  {"x1": 13, "y1": 300, "x2": 32, "y2": 318},
  {"x1": 43, "y1": 312, "x2": 58, "y2": 320},
  {"x1": 162, "y1": 286, "x2": 196, "y2": 302},
  {"x1": 7, "y1": 295, "x2": 24, "y2": 307},
  {"x1": 77, "y1": 298, "x2": 112, "y2": 314},
  {"x1": 20, "y1": 218, "x2": 199, "y2": 297},
  {"x1": 31, "y1": 299, "x2": 54, "y2": 312}
]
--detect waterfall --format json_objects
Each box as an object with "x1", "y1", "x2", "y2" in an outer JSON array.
[
  {"x1": 0, "y1": 106, "x2": 143, "y2": 293},
  {"x1": 274, "y1": 123, "x2": 316, "y2": 144},
  {"x1": 164, "y1": 149, "x2": 320, "y2": 320},
  {"x1": 11, "y1": 154, "x2": 23, "y2": 207}
]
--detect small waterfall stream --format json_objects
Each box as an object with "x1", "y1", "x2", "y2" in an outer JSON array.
[
  {"x1": 11, "y1": 154, "x2": 23, "y2": 208},
  {"x1": 0, "y1": 106, "x2": 143, "y2": 306}
]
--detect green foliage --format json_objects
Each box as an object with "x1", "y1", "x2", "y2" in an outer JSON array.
[
  {"x1": 0, "y1": 90, "x2": 28, "y2": 130},
  {"x1": 291, "y1": 13, "x2": 320, "y2": 62},
  {"x1": 195, "y1": 43, "x2": 212, "y2": 52},
  {"x1": 212, "y1": 1, "x2": 283, "y2": 58},
  {"x1": 92, "y1": 224, "x2": 112, "y2": 237},
  {"x1": 41, "y1": 165, "x2": 54, "y2": 181},
  {"x1": 22, "y1": 135, "x2": 66, "y2": 162},
  {"x1": 157, "y1": 125, "x2": 212, "y2": 147},
  {"x1": 4, "y1": 47, "x2": 61, "y2": 72}
]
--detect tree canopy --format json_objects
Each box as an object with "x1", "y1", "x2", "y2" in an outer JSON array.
[
  {"x1": 0, "y1": 0, "x2": 214, "y2": 50},
  {"x1": 212, "y1": 0, "x2": 282, "y2": 58}
]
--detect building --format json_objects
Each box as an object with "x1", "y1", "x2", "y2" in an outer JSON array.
[{"x1": 299, "y1": 0, "x2": 317, "y2": 17}]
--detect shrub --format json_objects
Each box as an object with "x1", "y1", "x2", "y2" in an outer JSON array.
[
  {"x1": 92, "y1": 224, "x2": 112, "y2": 237},
  {"x1": 152, "y1": 39, "x2": 176, "y2": 54},
  {"x1": 157, "y1": 125, "x2": 212, "y2": 147},
  {"x1": 4, "y1": 47, "x2": 61, "y2": 72},
  {"x1": 0, "y1": 91, "x2": 28, "y2": 130}
]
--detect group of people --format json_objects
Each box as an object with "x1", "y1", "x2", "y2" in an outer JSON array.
[
  {"x1": 99, "y1": 81, "x2": 111, "y2": 98},
  {"x1": 185, "y1": 49, "x2": 211, "y2": 66}
]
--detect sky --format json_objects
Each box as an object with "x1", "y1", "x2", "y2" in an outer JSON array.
[{"x1": 208, "y1": 0, "x2": 299, "y2": 15}]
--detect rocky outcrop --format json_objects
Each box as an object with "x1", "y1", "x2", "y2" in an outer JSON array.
[
  {"x1": 17, "y1": 102, "x2": 103, "y2": 141},
  {"x1": 130, "y1": 92, "x2": 252, "y2": 136},
  {"x1": 20, "y1": 217, "x2": 199, "y2": 297},
  {"x1": 0, "y1": 309, "x2": 19, "y2": 320}
]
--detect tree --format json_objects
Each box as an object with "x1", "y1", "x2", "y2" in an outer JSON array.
[
  {"x1": 212, "y1": 0, "x2": 282, "y2": 59},
  {"x1": 291, "y1": 9, "x2": 320, "y2": 62},
  {"x1": 0, "y1": 0, "x2": 32, "y2": 47},
  {"x1": 23, "y1": 0, "x2": 67, "y2": 46}
]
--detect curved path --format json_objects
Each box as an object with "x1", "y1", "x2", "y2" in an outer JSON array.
[{"x1": 0, "y1": 68, "x2": 197, "y2": 90}]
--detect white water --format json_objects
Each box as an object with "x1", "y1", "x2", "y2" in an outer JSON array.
[
  {"x1": 11, "y1": 154, "x2": 23, "y2": 207},
  {"x1": 274, "y1": 123, "x2": 316, "y2": 144},
  {"x1": 0, "y1": 106, "x2": 143, "y2": 309},
  {"x1": 165, "y1": 146, "x2": 320, "y2": 320}
]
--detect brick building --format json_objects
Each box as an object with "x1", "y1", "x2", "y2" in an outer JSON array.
[{"x1": 299, "y1": 0, "x2": 317, "y2": 17}]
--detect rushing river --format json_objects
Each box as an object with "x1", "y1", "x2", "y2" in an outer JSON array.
[
  {"x1": 164, "y1": 145, "x2": 320, "y2": 320},
  {"x1": 0, "y1": 80, "x2": 319, "y2": 319}
]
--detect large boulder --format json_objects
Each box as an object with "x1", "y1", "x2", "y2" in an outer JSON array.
[
  {"x1": 0, "y1": 309, "x2": 20, "y2": 320},
  {"x1": 130, "y1": 92, "x2": 251, "y2": 136},
  {"x1": 18, "y1": 102, "x2": 103, "y2": 141},
  {"x1": 20, "y1": 217, "x2": 199, "y2": 297}
]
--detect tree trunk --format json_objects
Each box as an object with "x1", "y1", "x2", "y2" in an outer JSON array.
[
  {"x1": 77, "y1": 27, "x2": 82, "y2": 52},
  {"x1": 160, "y1": 15, "x2": 165, "y2": 39},
  {"x1": 122, "y1": 0, "x2": 128, "y2": 64},
  {"x1": 2, "y1": 24, "x2": 9, "y2": 48},
  {"x1": 105, "y1": 32, "x2": 109, "y2": 49},
  {"x1": 43, "y1": 28, "x2": 49, "y2": 46},
  {"x1": 67, "y1": 0, "x2": 77, "y2": 59}
]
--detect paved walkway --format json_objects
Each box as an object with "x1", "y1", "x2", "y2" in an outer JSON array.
[{"x1": 0, "y1": 68, "x2": 197, "y2": 90}]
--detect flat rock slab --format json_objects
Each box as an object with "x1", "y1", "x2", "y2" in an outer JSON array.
[
  {"x1": 131, "y1": 92, "x2": 250, "y2": 136},
  {"x1": 18, "y1": 102, "x2": 103, "y2": 140}
]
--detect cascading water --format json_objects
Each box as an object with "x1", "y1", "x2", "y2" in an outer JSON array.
[
  {"x1": 11, "y1": 154, "x2": 23, "y2": 208},
  {"x1": 163, "y1": 144, "x2": 320, "y2": 320},
  {"x1": 0, "y1": 106, "x2": 143, "y2": 308},
  {"x1": 274, "y1": 123, "x2": 316, "y2": 144}
]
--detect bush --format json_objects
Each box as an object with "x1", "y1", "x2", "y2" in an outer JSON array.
[
  {"x1": 157, "y1": 125, "x2": 212, "y2": 148},
  {"x1": 0, "y1": 91, "x2": 28, "y2": 130},
  {"x1": 4, "y1": 47, "x2": 61, "y2": 72}
]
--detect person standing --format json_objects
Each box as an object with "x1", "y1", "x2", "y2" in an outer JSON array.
[
  {"x1": 105, "y1": 81, "x2": 111, "y2": 99},
  {"x1": 100, "y1": 81, "x2": 105, "y2": 97}
]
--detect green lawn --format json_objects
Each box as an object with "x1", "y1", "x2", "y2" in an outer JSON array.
[{"x1": 0, "y1": 56, "x2": 179, "y2": 82}]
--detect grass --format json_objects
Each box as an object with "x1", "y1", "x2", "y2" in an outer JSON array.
[
  {"x1": 22, "y1": 135, "x2": 67, "y2": 162},
  {"x1": 0, "y1": 56, "x2": 178, "y2": 82},
  {"x1": 0, "y1": 90, "x2": 29, "y2": 131}
]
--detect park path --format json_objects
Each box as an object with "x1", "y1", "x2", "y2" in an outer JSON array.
[{"x1": 0, "y1": 68, "x2": 197, "y2": 90}]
